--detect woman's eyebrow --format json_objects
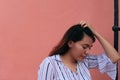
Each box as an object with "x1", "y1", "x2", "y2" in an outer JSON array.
[{"x1": 84, "y1": 44, "x2": 93, "y2": 47}]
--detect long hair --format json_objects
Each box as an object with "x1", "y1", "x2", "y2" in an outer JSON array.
[{"x1": 49, "y1": 24, "x2": 95, "y2": 56}]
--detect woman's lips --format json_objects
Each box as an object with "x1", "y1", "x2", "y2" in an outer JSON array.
[
  {"x1": 80, "y1": 54, "x2": 87, "y2": 59},
  {"x1": 78, "y1": 54, "x2": 88, "y2": 61}
]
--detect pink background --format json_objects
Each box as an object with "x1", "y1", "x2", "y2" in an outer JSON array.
[{"x1": 0, "y1": 0, "x2": 120, "y2": 80}]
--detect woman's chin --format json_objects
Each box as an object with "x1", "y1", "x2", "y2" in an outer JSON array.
[{"x1": 77, "y1": 57, "x2": 85, "y2": 62}]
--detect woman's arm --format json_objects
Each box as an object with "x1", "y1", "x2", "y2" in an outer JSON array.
[
  {"x1": 93, "y1": 31, "x2": 120, "y2": 63},
  {"x1": 80, "y1": 21, "x2": 120, "y2": 63}
]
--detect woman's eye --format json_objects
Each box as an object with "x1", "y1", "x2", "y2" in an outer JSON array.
[
  {"x1": 82, "y1": 44, "x2": 92, "y2": 50},
  {"x1": 82, "y1": 46, "x2": 88, "y2": 49}
]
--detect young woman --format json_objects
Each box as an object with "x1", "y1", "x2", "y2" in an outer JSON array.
[{"x1": 38, "y1": 21, "x2": 120, "y2": 80}]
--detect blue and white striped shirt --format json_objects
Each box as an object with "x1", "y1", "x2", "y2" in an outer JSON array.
[{"x1": 38, "y1": 53, "x2": 116, "y2": 80}]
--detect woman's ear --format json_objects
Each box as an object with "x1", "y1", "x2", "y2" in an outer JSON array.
[{"x1": 68, "y1": 40, "x2": 74, "y2": 48}]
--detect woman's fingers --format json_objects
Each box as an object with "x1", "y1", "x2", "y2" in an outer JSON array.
[
  {"x1": 80, "y1": 21, "x2": 90, "y2": 27},
  {"x1": 80, "y1": 21, "x2": 86, "y2": 26},
  {"x1": 79, "y1": 21, "x2": 96, "y2": 34}
]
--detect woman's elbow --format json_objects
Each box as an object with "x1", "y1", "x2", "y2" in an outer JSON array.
[{"x1": 111, "y1": 56, "x2": 120, "y2": 63}]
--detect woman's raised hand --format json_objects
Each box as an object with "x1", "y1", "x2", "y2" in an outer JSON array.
[{"x1": 79, "y1": 21, "x2": 96, "y2": 35}]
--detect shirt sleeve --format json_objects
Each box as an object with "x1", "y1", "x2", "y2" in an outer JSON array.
[
  {"x1": 85, "y1": 52, "x2": 117, "y2": 80},
  {"x1": 38, "y1": 57, "x2": 54, "y2": 80}
]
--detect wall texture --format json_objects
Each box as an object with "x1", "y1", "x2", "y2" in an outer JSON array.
[{"x1": 0, "y1": 0, "x2": 119, "y2": 80}]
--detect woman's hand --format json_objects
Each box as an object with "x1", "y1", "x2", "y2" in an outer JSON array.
[{"x1": 79, "y1": 21, "x2": 97, "y2": 35}]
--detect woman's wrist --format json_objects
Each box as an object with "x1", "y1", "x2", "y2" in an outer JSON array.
[{"x1": 94, "y1": 31, "x2": 102, "y2": 40}]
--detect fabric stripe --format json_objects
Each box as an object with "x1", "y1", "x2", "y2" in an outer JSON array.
[
  {"x1": 78, "y1": 66, "x2": 86, "y2": 80},
  {"x1": 70, "y1": 71, "x2": 77, "y2": 80},
  {"x1": 45, "y1": 63, "x2": 50, "y2": 80},
  {"x1": 63, "y1": 65, "x2": 73, "y2": 80},
  {"x1": 55, "y1": 56, "x2": 66, "y2": 80},
  {"x1": 80, "y1": 63, "x2": 90, "y2": 79}
]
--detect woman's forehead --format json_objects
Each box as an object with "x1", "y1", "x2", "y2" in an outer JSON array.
[{"x1": 77, "y1": 35, "x2": 94, "y2": 45}]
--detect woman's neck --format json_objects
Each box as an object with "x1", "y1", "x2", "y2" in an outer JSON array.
[{"x1": 61, "y1": 52, "x2": 77, "y2": 65}]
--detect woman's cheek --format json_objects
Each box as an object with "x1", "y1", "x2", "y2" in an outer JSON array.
[
  {"x1": 71, "y1": 44, "x2": 84, "y2": 59},
  {"x1": 76, "y1": 46, "x2": 84, "y2": 55},
  {"x1": 75, "y1": 47, "x2": 85, "y2": 60}
]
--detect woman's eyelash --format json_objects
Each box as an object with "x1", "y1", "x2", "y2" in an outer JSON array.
[
  {"x1": 82, "y1": 46, "x2": 88, "y2": 49},
  {"x1": 82, "y1": 45, "x2": 91, "y2": 49}
]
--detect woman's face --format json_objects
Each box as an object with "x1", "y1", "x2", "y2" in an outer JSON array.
[{"x1": 68, "y1": 34, "x2": 94, "y2": 61}]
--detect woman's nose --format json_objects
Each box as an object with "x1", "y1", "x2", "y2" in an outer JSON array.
[{"x1": 85, "y1": 48, "x2": 90, "y2": 54}]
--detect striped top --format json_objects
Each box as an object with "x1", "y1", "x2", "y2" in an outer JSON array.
[{"x1": 38, "y1": 52, "x2": 116, "y2": 80}]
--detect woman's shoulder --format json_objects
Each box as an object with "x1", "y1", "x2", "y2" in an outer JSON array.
[
  {"x1": 39, "y1": 55, "x2": 62, "y2": 68},
  {"x1": 39, "y1": 55, "x2": 57, "y2": 65},
  {"x1": 38, "y1": 56, "x2": 57, "y2": 78},
  {"x1": 40, "y1": 56, "x2": 52, "y2": 64}
]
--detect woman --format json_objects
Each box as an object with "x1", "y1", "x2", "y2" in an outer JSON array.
[{"x1": 38, "y1": 21, "x2": 120, "y2": 80}]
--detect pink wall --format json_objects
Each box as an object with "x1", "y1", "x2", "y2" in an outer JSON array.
[{"x1": 0, "y1": 0, "x2": 119, "y2": 80}]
